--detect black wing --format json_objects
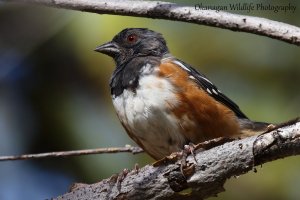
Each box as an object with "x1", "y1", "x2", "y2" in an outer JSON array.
[{"x1": 172, "y1": 59, "x2": 248, "y2": 119}]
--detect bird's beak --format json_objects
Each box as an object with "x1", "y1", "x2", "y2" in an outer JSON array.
[{"x1": 94, "y1": 41, "x2": 120, "y2": 57}]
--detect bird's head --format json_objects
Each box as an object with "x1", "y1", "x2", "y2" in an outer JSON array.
[{"x1": 95, "y1": 28, "x2": 169, "y2": 65}]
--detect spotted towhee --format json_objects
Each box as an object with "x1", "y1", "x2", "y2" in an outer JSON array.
[{"x1": 95, "y1": 28, "x2": 272, "y2": 160}]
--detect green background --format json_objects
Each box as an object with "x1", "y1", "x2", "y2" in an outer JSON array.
[{"x1": 0, "y1": 0, "x2": 299, "y2": 199}]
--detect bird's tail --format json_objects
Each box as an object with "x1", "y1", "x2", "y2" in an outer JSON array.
[{"x1": 238, "y1": 117, "x2": 299, "y2": 137}]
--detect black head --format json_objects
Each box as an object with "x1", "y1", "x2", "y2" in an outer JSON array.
[{"x1": 95, "y1": 28, "x2": 169, "y2": 66}]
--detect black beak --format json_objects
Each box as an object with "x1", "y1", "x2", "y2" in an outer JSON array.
[{"x1": 94, "y1": 41, "x2": 120, "y2": 57}]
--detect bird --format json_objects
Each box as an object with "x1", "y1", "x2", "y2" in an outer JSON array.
[{"x1": 95, "y1": 28, "x2": 272, "y2": 161}]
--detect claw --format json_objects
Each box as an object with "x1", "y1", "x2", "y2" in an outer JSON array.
[
  {"x1": 133, "y1": 163, "x2": 140, "y2": 174},
  {"x1": 179, "y1": 143, "x2": 199, "y2": 177},
  {"x1": 153, "y1": 137, "x2": 234, "y2": 177},
  {"x1": 116, "y1": 168, "x2": 129, "y2": 191},
  {"x1": 184, "y1": 143, "x2": 198, "y2": 163}
]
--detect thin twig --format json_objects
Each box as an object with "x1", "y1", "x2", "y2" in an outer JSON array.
[
  {"x1": 2, "y1": 0, "x2": 300, "y2": 46},
  {"x1": 0, "y1": 145, "x2": 144, "y2": 161}
]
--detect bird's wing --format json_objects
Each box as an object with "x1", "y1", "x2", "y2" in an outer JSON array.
[{"x1": 170, "y1": 59, "x2": 248, "y2": 119}]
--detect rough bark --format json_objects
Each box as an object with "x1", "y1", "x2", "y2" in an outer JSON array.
[
  {"x1": 53, "y1": 122, "x2": 300, "y2": 200},
  {"x1": 3, "y1": 0, "x2": 300, "y2": 46}
]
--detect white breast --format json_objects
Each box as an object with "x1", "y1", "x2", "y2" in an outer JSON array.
[{"x1": 112, "y1": 69, "x2": 186, "y2": 159}]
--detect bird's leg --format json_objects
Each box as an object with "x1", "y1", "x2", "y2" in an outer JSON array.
[
  {"x1": 114, "y1": 163, "x2": 140, "y2": 191},
  {"x1": 133, "y1": 163, "x2": 140, "y2": 174},
  {"x1": 181, "y1": 138, "x2": 235, "y2": 176},
  {"x1": 116, "y1": 168, "x2": 130, "y2": 191},
  {"x1": 184, "y1": 143, "x2": 198, "y2": 162},
  {"x1": 179, "y1": 143, "x2": 198, "y2": 176},
  {"x1": 153, "y1": 137, "x2": 234, "y2": 168}
]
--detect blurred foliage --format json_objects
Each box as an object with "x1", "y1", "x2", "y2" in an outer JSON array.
[{"x1": 0, "y1": 0, "x2": 299, "y2": 199}]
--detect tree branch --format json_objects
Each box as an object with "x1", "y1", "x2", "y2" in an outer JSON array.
[
  {"x1": 3, "y1": 0, "x2": 300, "y2": 46},
  {"x1": 53, "y1": 122, "x2": 300, "y2": 200},
  {"x1": 0, "y1": 146, "x2": 143, "y2": 161}
]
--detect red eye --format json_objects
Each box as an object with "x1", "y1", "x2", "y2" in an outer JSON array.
[{"x1": 127, "y1": 34, "x2": 137, "y2": 43}]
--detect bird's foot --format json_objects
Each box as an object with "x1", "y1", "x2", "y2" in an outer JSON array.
[
  {"x1": 153, "y1": 137, "x2": 233, "y2": 177},
  {"x1": 116, "y1": 168, "x2": 130, "y2": 191},
  {"x1": 110, "y1": 163, "x2": 140, "y2": 192}
]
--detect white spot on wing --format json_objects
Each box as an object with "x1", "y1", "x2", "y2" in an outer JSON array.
[
  {"x1": 200, "y1": 76, "x2": 213, "y2": 85},
  {"x1": 212, "y1": 89, "x2": 218, "y2": 95},
  {"x1": 206, "y1": 88, "x2": 212, "y2": 94},
  {"x1": 172, "y1": 60, "x2": 191, "y2": 72},
  {"x1": 189, "y1": 75, "x2": 195, "y2": 80}
]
